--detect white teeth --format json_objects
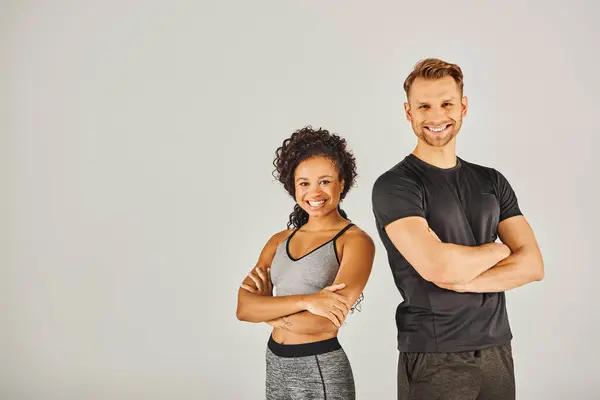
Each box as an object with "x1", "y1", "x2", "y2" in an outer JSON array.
[
  {"x1": 427, "y1": 125, "x2": 449, "y2": 132},
  {"x1": 308, "y1": 200, "x2": 325, "y2": 207}
]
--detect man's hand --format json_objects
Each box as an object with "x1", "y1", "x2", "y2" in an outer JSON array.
[
  {"x1": 240, "y1": 267, "x2": 272, "y2": 296},
  {"x1": 435, "y1": 281, "x2": 470, "y2": 292},
  {"x1": 428, "y1": 227, "x2": 441, "y2": 242},
  {"x1": 427, "y1": 228, "x2": 467, "y2": 292}
]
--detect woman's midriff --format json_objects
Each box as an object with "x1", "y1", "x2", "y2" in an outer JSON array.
[{"x1": 271, "y1": 327, "x2": 338, "y2": 345}]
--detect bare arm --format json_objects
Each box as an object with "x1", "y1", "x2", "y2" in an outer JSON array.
[
  {"x1": 440, "y1": 216, "x2": 544, "y2": 293},
  {"x1": 268, "y1": 311, "x2": 339, "y2": 334},
  {"x1": 237, "y1": 290, "x2": 308, "y2": 323},
  {"x1": 271, "y1": 230, "x2": 376, "y2": 334},
  {"x1": 236, "y1": 232, "x2": 350, "y2": 324},
  {"x1": 385, "y1": 216, "x2": 511, "y2": 285},
  {"x1": 236, "y1": 232, "x2": 307, "y2": 322}
]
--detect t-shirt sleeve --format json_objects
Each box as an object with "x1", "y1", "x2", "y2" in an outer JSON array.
[
  {"x1": 372, "y1": 171, "x2": 425, "y2": 228},
  {"x1": 494, "y1": 169, "x2": 523, "y2": 222}
]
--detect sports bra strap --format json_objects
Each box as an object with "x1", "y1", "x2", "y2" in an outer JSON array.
[{"x1": 332, "y1": 223, "x2": 354, "y2": 241}]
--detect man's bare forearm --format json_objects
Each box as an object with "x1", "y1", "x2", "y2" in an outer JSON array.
[
  {"x1": 236, "y1": 289, "x2": 307, "y2": 322},
  {"x1": 433, "y1": 242, "x2": 511, "y2": 285},
  {"x1": 462, "y1": 247, "x2": 544, "y2": 293}
]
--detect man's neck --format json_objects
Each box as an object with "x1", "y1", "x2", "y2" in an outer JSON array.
[{"x1": 412, "y1": 140, "x2": 458, "y2": 169}]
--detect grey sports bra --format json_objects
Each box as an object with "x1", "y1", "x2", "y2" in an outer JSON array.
[{"x1": 270, "y1": 223, "x2": 354, "y2": 297}]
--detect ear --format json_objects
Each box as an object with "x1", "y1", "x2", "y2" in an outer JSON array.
[
  {"x1": 404, "y1": 101, "x2": 412, "y2": 122},
  {"x1": 461, "y1": 96, "x2": 468, "y2": 117},
  {"x1": 340, "y1": 178, "x2": 345, "y2": 193}
]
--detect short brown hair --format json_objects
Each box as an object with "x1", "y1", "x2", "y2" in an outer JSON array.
[{"x1": 403, "y1": 58, "x2": 464, "y2": 98}]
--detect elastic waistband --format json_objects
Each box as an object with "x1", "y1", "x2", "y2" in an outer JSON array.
[{"x1": 268, "y1": 335, "x2": 342, "y2": 358}]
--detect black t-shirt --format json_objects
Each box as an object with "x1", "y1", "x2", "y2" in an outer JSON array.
[{"x1": 372, "y1": 154, "x2": 522, "y2": 352}]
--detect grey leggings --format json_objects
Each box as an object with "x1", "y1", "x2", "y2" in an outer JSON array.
[{"x1": 266, "y1": 335, "x2": 356, "y2": 400}]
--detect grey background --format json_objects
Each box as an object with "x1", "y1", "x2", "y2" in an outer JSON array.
[{"x1": 2, "y1": 1, "x2": 599, "y2": 399}]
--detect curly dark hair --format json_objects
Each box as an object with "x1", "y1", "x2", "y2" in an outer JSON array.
[{"x1": 273, "y1": 126, "x2": 358, "y2": 229}]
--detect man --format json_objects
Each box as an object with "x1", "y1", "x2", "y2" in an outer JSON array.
[{"x1": 371, "y1": 58, "x2": 544, "y2": 400}]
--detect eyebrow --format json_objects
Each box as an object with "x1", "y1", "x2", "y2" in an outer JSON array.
[
  {"x1": 417, "y1": 98, "x2": 456, "y2": 106},
  {"x1": 296, "y1": 175, "x2": 334, "y2": 182}
]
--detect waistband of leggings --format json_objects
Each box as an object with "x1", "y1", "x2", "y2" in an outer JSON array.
[{"x1": 268, "y1": 335, "x2": 342, "y2": 358}]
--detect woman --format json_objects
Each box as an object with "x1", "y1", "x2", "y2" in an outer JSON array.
[{"x1": 236, "y1": 126, "x2": 375, "y2": 400}]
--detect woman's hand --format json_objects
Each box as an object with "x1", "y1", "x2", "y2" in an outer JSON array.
[
  {"x1": 240, "y1": 267, "x2": 272, "y2": 296},
  {"x1": 302, "y1": 283, "x2": 350, "y2": 327},
  {"x1": 266, "y1": 317, "x2": 292, "y2": 331}
]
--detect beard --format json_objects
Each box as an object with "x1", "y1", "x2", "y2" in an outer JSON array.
[{"x1": 413, "y1": 120, "x2": 461, "y2": 147}]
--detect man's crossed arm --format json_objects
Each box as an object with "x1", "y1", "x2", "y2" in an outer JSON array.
[{"x1": 385, "y1": 216, "x2": 544, "y2": 293}]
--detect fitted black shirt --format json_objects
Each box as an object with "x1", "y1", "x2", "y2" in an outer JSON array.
[{"x1": 372, "y1": 154, "x2": 522, "y2": 352}]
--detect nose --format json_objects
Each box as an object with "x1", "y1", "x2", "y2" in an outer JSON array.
[
  {"x1": 428, "y1": 106, "x2": 447, "y2": 122},
  {"x1": 307, "y1": 183, "x2": 323, "y2": 195}
]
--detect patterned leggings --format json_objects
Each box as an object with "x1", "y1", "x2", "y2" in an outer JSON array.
[{"x1": 265, "y1": 335, "x2": 356, "y2": 400}]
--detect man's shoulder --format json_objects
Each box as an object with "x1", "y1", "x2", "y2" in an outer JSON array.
[
  {"x1": 373, "y1": 157, "x2": 420, "y2": 189},
  {"x1": 460, "y1": 157, "x2": 500, "y2": 179}
]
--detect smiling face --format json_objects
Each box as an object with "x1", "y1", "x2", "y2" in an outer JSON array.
[
  {"x1": 404, "y1": 75, "x2": 468, "y2": 147},
  {"x1": 294, "y1": 155, "x2": 344, "y2": 219}
]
